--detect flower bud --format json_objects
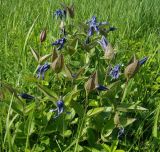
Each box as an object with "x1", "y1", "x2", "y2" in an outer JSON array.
[
  {"x1": 85, "y1": 71, "x2": 98, "y2": 93},
  {"x1": 104, "y1": 43, "x2": 115, "y2": 60},
  {"x1": 40, "y1": 29, "x2": 46, "y2": 43},
  {"x1": 59, "y1": 21, "x2": 65, "y2": 30},
  {"x1": 98, "y1": 36, "x2": 115, "y2": 60},
  {"x1": 124, "y1": 55, "x2": 139, "y2": 81},
  {"x1": 67, "y1": 4, "x2": 74, "y2": 18},
  {"x1": 40, "y1": 30, "x2": 47, "y2": 43},
  {"x1": 52, "y1": 48, "x2": 58, "y2": 62},
  {"x1": 51, "y1": 54, "x2": 64, "y2": 73}
]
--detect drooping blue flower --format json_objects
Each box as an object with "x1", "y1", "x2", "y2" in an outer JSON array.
[
  {"x1": 87, "y1": 16, "x2": 109, "y2": 37},
  {"x1": 118, "y1": 127, "x2": 124, "y2": 139},
  {"x1": 87, "y1": 16, "x2": 99, "y2": 36},
  {"x1": 109, "y1": 27, "x2": 117, "y2": 32},
  {"x1": 109, "y1": 64, "x2": 120, "y2": 79},
  {"x1": 19, "y1": 93, "x2": 34, "y2": 100},
  {"x1": 139, "y1": 57, "x2": 148, "y2": 66},
  {"x1": 52, "y1": 37, "x2": 66, "y2": 50},
  {"x1": 96, "y1": 84, "x2": 108, "y2": 91},
  {"x1": 50, "y1": 100, "x2": 64, "y2": 118},
  {"x1": 54, "y1": 9, "x2": 66, "y2": 20},
  {"x1": 98, "y1": 36, "x2": 108, "y2": 50},
  {"x1": 37, "y1": 63, "x2": 50, "y2": 80}
]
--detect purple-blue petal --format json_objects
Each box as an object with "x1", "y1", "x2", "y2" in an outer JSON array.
[
  {"x1": 110, "y1": 64, "x2": 120, "y2": 79},
  {"x1": 118, "y1": 127, "x2": 124, "y2": 139},
  {"x1": 88, "y1": 27, "x2": 94, "y2": 36},
  {"x1": 52, "y1": 100, "x2": 64, "y2": 119},
  {"x1": 87, "y1": 16, "x2": 109, "y2": 37},
  {"x1": 57, "y1": 100, "x2": 64, "y2": 108},
  {"x1": 52, "y1": 38, "x2": 66, "y2": 50},
  {"x1": 139, "y1": 57, "x2": 148, "y2": 66},
  {"x1": 36, "y1": 63, "x2": 50, "y2": 79},
  {"x1": 54, "y1": 9, "x2": 66, "y2": 20},
  {"x1": 98, "y1": 36, "x2": 108, "y2": 50},
  {"x1": 96, "y1": 85, "x2": 108, "y2": 91},
  {"x1": 109, "y1": 27, "x2": 117, "y2": 31},
  {"x1": 94, "y1": 25, "x2": 99, "y2": 32},
  {"x1": 19, "y1": 93, "x2": 34, "y2": 100}
]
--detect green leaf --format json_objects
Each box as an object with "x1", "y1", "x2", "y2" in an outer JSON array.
[
  {"x1": 110, "y1": 140, "x2": 118, "y2": 152},
  {"x1": 121, "y1": 80, "x2": 134, "y2": 103},
  {"x1": 41, "y1": 80, "x2": 49, "y2": 86},
  {"x1": 101, "y1": 144, "x2": 111, "y2": 152},
  {"x1": 40, "y1": 137, "x2": 50, "y2": 145},
  {"x1": 104, "y1": 107, "x2": 113, "y2": 112},
  {"x1": 63, "y1": 130, "x2": 72, "y2": 137},
  {"x1": 127, "y1": 102, "x2": 148, "y2": 111},
  {"x1": 71, "y1": 102, "x2": 84, "y2": 117},
  {"x1": 121, "y1": 118, "x2": 136, "y2": 127},
  {"x1": 24, "y1": 102, "x2": 36, "y2": 115},
  {"x1": 83, "y1": 146, "x2": 100, "y2": 152},
  {"x1": 36, "y1": 84, "x2": 58, "y2": 100},
  {"x1": 1, "y1": 82, "x2": 23, "y2": 105},
  {"x1": 76, "y1": 66, "x2": 86, "y2": 79},
  {"x1": 78, "y1": 22, "x2": 88, "y2": 31},
  {"x1": 87, "y1": 107, "x2": 105, "y2": 117},
  {"x1": 3, "y1": 99, "x2": 23, "y2": 115},
  {"x1": 88, "y1": 100, "x2": 99, "y2": 107},
  {"x1": 87, "y1": 128, "x2": 96, "y2": 146},
  {"x1": 64, "y1": 86, "x2": 79, "y2": 106},
  {"x1": 116, "y1": 103, "x2": 148, "y2": 112},
  {"x1": 64, "y1": 64, "x2": 73, "y2": 79},
  {"x1": 24, "y1": 111, "x2": 35, "y2": 135},
  {"x1": 102, "y1": 119, "x2": 115, "y2": 139},
  {"x1": 152, "y1": 102, "x2": 160, "y2": 137},
  {"x1": 39, "y1": 54, "x2": 52, "y2": 64},
  {"x1": 66, "y1": 46, "x2": 76, "y2": 55},
  {"x1": 30, "y1": 47, "x2": 39, "y2": 62}
]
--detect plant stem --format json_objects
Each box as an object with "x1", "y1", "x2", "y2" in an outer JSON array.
[
  {"x1": 74, "y1": 92, "x2": 88, "y2": 152},
  {"x1": 121, "y1": 81, "x2": 128, "y2": 103}
]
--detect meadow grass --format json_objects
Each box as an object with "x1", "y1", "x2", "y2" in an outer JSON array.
[{"x1": 1, "y1": 0, "x2": 160, "y2": 151}]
